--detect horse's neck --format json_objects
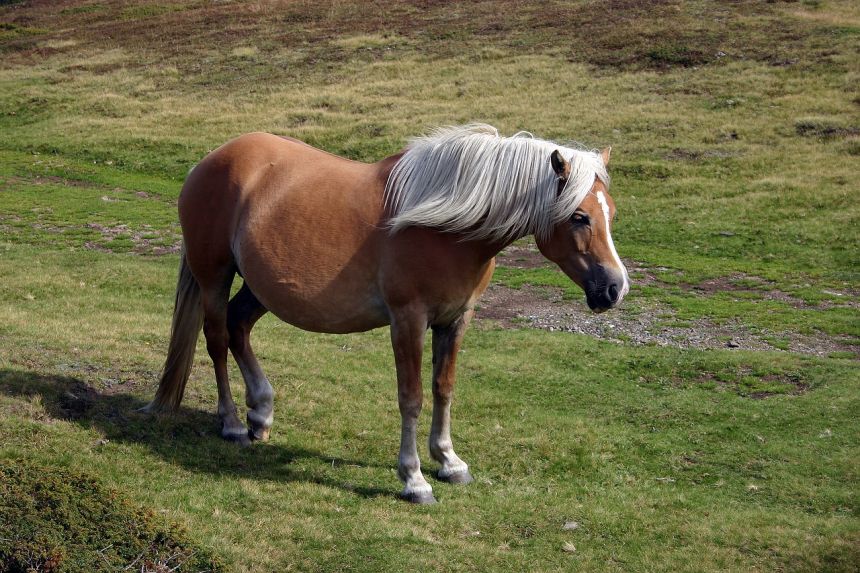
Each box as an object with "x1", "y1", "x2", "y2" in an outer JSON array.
[
  {"x1": 462, "y1": 235, "x2": 520, "y2": 268},
  {"x1": 375, "y1": 151, "x2": 533, "y2": 264}
]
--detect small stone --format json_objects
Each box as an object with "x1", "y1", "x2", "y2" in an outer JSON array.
[
  {"x1": 747, "y1": 484, "x2": 759, "y2": 492},
  {"x1": 562, "y1": 542, "x2": 577, "y2": 553},
  {"x1": 726, "y1": 340, "x2": 741, "y2": 348},
  {"x1": 562, "y1": 521, "x2": 579, "y2": 531}
]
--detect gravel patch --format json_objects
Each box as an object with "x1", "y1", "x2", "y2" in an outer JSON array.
[{"x1": 476, "y1": 283, "x2": 858, "y2": 358}]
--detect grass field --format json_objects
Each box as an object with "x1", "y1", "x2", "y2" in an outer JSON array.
[{"x1": 1, "y1": 1, "x2": 858, "y2": 571}]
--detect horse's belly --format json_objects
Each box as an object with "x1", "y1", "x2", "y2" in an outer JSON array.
[
  {"x1": 238, "y1": 259, "x2": 390, "y2": 334},
  {"x1": 263, "y1": 287, "x2": 389, "y2": 334}
]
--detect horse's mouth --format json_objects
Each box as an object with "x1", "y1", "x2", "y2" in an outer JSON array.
[
  {"x1": 585, "y1": 289, "x2": 615, "y2": 313},
  {"x1": 586, "y1": 297, "x2": 612, "y2": 314}
]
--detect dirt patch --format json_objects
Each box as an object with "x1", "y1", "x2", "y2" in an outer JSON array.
[
  {"x1": 27, "y1": 174, "x2": 174, "y2": 203},
  {"x1": 681, "y1": 274, "x2": 860, "y2": 310},
  {"x1": 475, "y1": 283, "x2": 858, "y2": 358},
  {"x1": 666, "y1": 148, "x2": 736, "y2": 161},
  {"x1": 622, "y1": 261, "x2": 666, "y2": 288},
  {"x1": 83, "y1": 222, "x2": 181, "y2": 255},
  {"x1": 693, "y1": 371, "x2": 811, "y2": 399},
  {"x1": 29, "y1": 174, "x2": 94, "y2": 188},
  {"x1": 749, "y1": 373, "x2": 811, "y2": 399},
  {"x1": 57, "y1": 380, "x2": 97, "y2": 420},
  {"x1": 685, "y1": 275, "x2": 807, "y2": 307},
  {"x1": 795, "y1": 120, "x2": 860, "y2": 140},
  {"x1": 496, "y1": 244, "x2": 548, "y2": 269}
]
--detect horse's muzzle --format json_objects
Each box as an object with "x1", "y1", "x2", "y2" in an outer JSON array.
[{"x1": 585, "y1": 266, "x2": 627, "y2": 313}]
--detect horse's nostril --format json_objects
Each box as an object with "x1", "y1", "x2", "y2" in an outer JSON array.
[{"x1": 608, "y1": 283, "x2": 619, "y2": 303}]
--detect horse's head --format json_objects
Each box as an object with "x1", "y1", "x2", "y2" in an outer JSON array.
[{"x1": 536, "y1": 147, "x2": 629, "y2": 313}]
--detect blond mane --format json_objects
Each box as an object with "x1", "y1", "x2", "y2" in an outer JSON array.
[{"x1": 384, "y1": 124, "x2": 609, "y2": 242}]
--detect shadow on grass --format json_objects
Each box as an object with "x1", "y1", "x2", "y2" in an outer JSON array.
[{"x1": 0, "y1": 368, "x2": 392, "y2": 499}]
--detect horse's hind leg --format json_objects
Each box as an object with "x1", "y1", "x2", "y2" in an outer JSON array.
[
  {"x1": 227, "y1": 282, "x2": 273, "y2": 441},
  {"x1": 429, "y1": 311, "x2": 473, "y2": 484},
  {"x1": 199, "y1": 271, "x2": 248, "y2": 443}
]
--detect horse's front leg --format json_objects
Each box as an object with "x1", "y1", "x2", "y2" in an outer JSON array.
[
  {"x1": 429, "y1": 311, "x2": 473, "y2": 484},
  {"x1": 390, "y1": 309, "x2": 435, "y2": 504}
]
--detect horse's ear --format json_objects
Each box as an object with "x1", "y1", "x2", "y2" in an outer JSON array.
[
  {"x1": 550, "y1": 150, "x2": 570, "y2": 180},
  {"x1": 600, "y1": 146, "x2": 612, "y2": 166}
]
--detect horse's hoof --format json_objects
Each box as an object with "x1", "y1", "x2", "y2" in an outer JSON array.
[
  {"x1": 248, "y1": 426, "x2": 270, "y2": 442},
  {"x1": 400, "y1": 490, "x2": 437, "y2": 505},
  {"x1": 222, "y1": 428, "x2": 251, "y2": 446},
  {"x1": 247, "y1": 413, "x2": 272, "y2": 441},
  {"x1": 437, "y1": 470, "x2": 473, "y2": 485}
]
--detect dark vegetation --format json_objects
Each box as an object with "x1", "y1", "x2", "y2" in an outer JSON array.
[
  {"x1": 0, "y1": 459, "x2": 224, "y2": 572},
  {"x1": 0, "y1": 1, "x2": 850, "y2": 78}
]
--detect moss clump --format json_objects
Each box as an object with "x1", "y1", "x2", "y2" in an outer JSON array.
[{"x1": 0, "y1": 460, "x2": 224, "y2": 573}]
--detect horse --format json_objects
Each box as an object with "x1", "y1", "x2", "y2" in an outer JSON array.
[{"x1": 144, "y1": 124, "x2": 629, "y2": 503}]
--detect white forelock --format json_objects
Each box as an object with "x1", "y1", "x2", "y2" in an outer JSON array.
[{"x1": 384, "y1": 124, "x2": 609, "y2": 242}]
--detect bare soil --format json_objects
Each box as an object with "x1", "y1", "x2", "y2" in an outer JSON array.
[
  {"x1": 495, "y1": 244, "x2": 547, "y2": 269},
  {"x1": 476, "y1": 283, "x2": 858, "y2": 358},
  {"x1": 83, "y1": 222, "x2": 181, "y2": 256},
  {"x1": 678, "y1": 274, "x2": 860, "y2": 311}
]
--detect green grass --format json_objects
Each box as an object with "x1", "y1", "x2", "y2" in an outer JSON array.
[{"x1": 0, "y1": 0, "x2": 858, "y2": 571}]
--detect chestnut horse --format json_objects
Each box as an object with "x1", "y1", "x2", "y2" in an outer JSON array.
[{"x1": 144, "y1": 124, "x2": 629, "y2": 503}]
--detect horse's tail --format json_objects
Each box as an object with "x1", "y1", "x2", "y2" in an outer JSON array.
[{"x1": 142, "y1": 249, "x2": 203, "y2": 412}]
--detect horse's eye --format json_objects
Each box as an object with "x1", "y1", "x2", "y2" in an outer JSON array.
[{"x1": 571, "y1": 212, "x2": 590, "y2": 226}]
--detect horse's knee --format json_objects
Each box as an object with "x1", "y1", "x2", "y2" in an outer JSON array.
[
  {"x1": 398, "y1": 398, "x2": 422, "y2": 420},
  {"x1": 432, "y1": 386, "x2": 453, "y2": 406}
]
